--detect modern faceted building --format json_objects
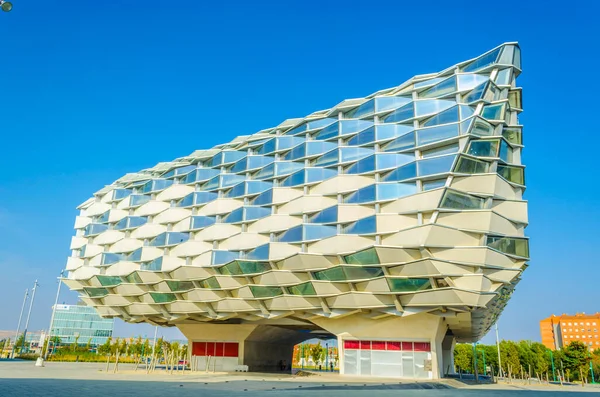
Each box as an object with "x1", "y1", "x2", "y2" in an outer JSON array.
[{"x1": 63, "y1": 43, "x2": 528, "y2": 379}]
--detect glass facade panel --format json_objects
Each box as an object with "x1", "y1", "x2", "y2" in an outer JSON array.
[
  {"x1": 249, "y1": 286, "x2": 283, "y2": 298},
  {"x1": 344, "y1": 248, "x2": 379, "y2": 265},
  {"x1": 467, "y1": 140, "x2": 500, "y2": 157},
  {"x1": 416, "y1": 124, "x2": 459, "y2": 146},
  {"x1": 288, "y1": 282, "x2": 317, "y2": 296},
  {"x1": 388, "y1": 278, "x2": 432, "y2": 292},
  {"x1": 440, "y1": 190, "x2": 487, "y2": 210},
  {"x1": 462, "y1": 47, "x2": 501, "y2": 72},
  {"x1": 150, "y1": 292, "x2": 177, "y2": 303},
  {"x1": 166, "y1": 280, "x2": 194, "y2": 292},
  {"x1": 417, "y1": 155, "x2": 456, "y2": 176},
  {"x1": 455, "y1": 157, "x2": 490, "y2": 174},
  {"x1": 50, "y1": 304, "x2": 114, "y2": 346},
  {"x1": 487, "y1": 236, "x2": 529, "y2": 257},
  {"x1": 497, "y1": 165, "x2": 524, "y2": 184},
  {"x1": 342, "y1": 216, "x2": 376, "y2": 234}
]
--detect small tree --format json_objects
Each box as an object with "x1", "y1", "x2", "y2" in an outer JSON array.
[
  {"x1": 310, "y1": 342, "x2": 322, "y2": 368},
  {"x1": 131, "y1": 336, "x2": 143, "y2": 371},
  {"x1": 98, "y1": 337, "x2": 112, "y2": 372}
]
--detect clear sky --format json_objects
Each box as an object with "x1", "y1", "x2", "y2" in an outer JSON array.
[{"x1": 0, "y1": 1, "x2": 598, "y2": 344}]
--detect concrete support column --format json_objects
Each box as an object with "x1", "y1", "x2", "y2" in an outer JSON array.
[{"x1": 440, "y1": 333, "x2": 456, "y2": 376}]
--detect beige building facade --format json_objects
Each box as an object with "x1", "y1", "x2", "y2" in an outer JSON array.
[{"x1": 63, "y1": 43, "x2": 528, "y2": 379}]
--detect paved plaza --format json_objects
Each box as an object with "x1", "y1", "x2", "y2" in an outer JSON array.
[{"x1": 0, "y1": 361, "x2": 598, "y2": 396}]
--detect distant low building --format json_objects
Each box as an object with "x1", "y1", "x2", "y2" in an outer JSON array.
[
  {"x1": 49, "y1": 303, "x2": 114, "y2": 346},
  {"x1": 540, "y1": 313, "x2": 600, "y2": 351}
]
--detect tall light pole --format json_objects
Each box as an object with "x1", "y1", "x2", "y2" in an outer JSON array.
[
  {"x1": 11, "y1": 289, "x2": 28, "y2": 358},
  {"x1": 495, "y1": 322, "x2": 502, "y2": 378},
  {"x1": 21, "y1": 280, "x2": 39, "y2": 354},
  {"x1": 44, "y1": 272, "x2": 64, "y2": 360}
]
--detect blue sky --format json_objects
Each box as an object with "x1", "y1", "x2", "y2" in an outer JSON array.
[{"x1": 0, "y1": 1, "x2": 598, "y2": 344}]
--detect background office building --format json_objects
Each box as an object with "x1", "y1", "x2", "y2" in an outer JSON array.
[
  {"x1": 540, "y1": 313, "x2": 600, "y2": 351},
  {"x1": 62, "y1": 43, "x2": 527, "y2": 379},
  {"x1": 50, "y1": 303, "x2": 114, "y2": 346}
]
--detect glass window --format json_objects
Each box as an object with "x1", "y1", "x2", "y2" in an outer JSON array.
[
  {"x1": 377, "y1": 183, "x2": 417, "y2": 200},
  {"x1": 345, "y1": 99, "x2": 375, "y2": 119},
  {"x1": 342, "y1": 216, "x2": 376, "y2": 234},
  {"x1": 418, "y1": 76, "x2": 456, "y2": 98},
  {"x1": 455, "y1": 156, "x2": 490, "y2": 174},
  {"x1": 416, "y1": 124, "x2": 459, "y2": 146},
  {"x1": 141, "y1": 257, "x2": 163, "y2": 271},
  {"x1": 422, "y1": 179, "x2": 446, "y2": 191},
  {"x1": 314, "y1": 121, "x2": 340, "y2": 140},
  {"x1": 486, "y1": 236, "x2": 529, "y2": 257},
  {"x1": 84, "y1": 287, "x2": 109, "y2": 298},
  {"x1": 97, "y1": 276, "x2": 122, "y2": 287},
  {"x1": 83, "y1": 223, "x2": 108, "y2": 237},
  {"x1": 200, "y1": 277, "x2": 220, "y2": 289},
  {"x1": 250, "y1": 286, "x2": 283, "y2": 298},
  {"x1": 499, "y1": 141, "x2": 513, "y2": 163},
  {"x1": 414, "y1": 77, "x2": 444, "y2": 88},
  {"x1": 462, "y1": 47, "x2": 501, "y2": 72},
  {"x1": 166, "y1": 280, "x2": 194, "y2": 292},
  {"x1": 422, "y1": 143, "x2": 459, "y2": 159},
  {"x1": 101, "y1": 253, "x2": 122, "y2": 266},
  {"x1": 388, "y1": 278, "x2": 432, "y2": 292},
  {"x1": 220, "y1": 260, "x2": 270, "y2": 275},
  {"x1": 314, "y1": 266, "x2": 383, "y2": 281},
  {"x1": 381, "y1": 103, "x2": 414, "y2": 123},
  {"x1": 440, "y1": 190, "x2": 487, "y2": 210},
  {"x1": 497, "y1": 165, "x2": 524, "y2": 184},
  {"x1": 276, "y1": 225, "x2": 303, "y2": 242},
  {"x1": 190, "y1": 216, "x2": 216, "y2": 230},
  {"x1": 502, "y1": 127, "x2": 522, "y2": 145},
  {"x1": 308, "y1": 206, "x2": 338, "y2": 224},
  {"x1": 382, "y1": 132, "x2": 416, "y2": 152},
  {"x1": 417, "y1": 155, "x2": 456, "y2": 176},
  {"x1": 150, "y1": 292, "x2": 176, "y2": 303},
  {"x1": 251, "y1": 189, "x2": 273, "y2": 205},
  {"x1": 375, "y1": 96, "x2": 412, "y2": 112},
  {"x1": 344, "y1": 184, "x2": 376, "y2": 204},
  {"x1": 414, "y1": 100, "x2": 455, "y2": 117},
  {"x1": 222, "y1": 208, "x2": 244, "y2": 224},
  {"x1": 344, "y1": 248, "x2": 379, "y2": 265},
  {"x1": 495, "y1": 69, "x2": 512, "y2": 86},
  {"x1": 304, "y1": 224, "x2": 337, "y2": 241},
  {"x1": 211, "y1": 250, "x2": 240, "y2": 265},
  {"x1": 463, "y1": 82, "x2": 487, "y2": 103},
  {"x1": 482, "y1": 103, "x2": 506, "y2": 120},
  {"x1": 421, "y1": 106, "x2": 459, "y2": 127},
  {"x1": 340, "y1": 147, "x2": 374, "y2": 163},
  {"x1": 288, "y1": 282, "x2": 317, "y2": 296},
  {"x1": 468, "y1": 139, "x2": 500, "y2": 157},
  {"x1": 112, "y1": 189, "x2": 132, "y2": 201},
  {"x1": 457, "y1": 74, "x2": 488, "y2": 91},
  {"x1": 471, "y1": 119, "x2": 495, "y2": 136},
  {"x1": 126, "y1": 272, "x2": 142, "y2": 284},
  {"x1": 313, "y1": 149, "x2": 340, "y2": 167},
  {"x1": 382, "y1": 162, "x2": 417, "y2": 182},
  {"x1": 246, "y1": 244, "x2": 270, "y2": 261}
]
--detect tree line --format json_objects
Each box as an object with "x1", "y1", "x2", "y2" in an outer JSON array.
[{"x1": 454, "y1": 340, "x2": 599, "y2": 383}]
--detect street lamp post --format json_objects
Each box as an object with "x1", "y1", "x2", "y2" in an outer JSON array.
[
  {"x1": 11, "y1": 289, "x2": 28, "y2": 358},
  {"x1": 21, "y1": 280, "x2": 39, "y2": 354},
  {"x1": 325, "y1": 343, "x2": 329, "y2": 372},
  {"x1": 472, "y1": 343, "x2": 479, "y2": 383},
  {"x1": 44, "y1": 272, "x2": 64, "y2": 360},
  {"x1": 549, "y1": 350, "x2": 556, "y2": 381},
  {"x1": 495, "y1": 323, "x2": 503, "y2": 377}
]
